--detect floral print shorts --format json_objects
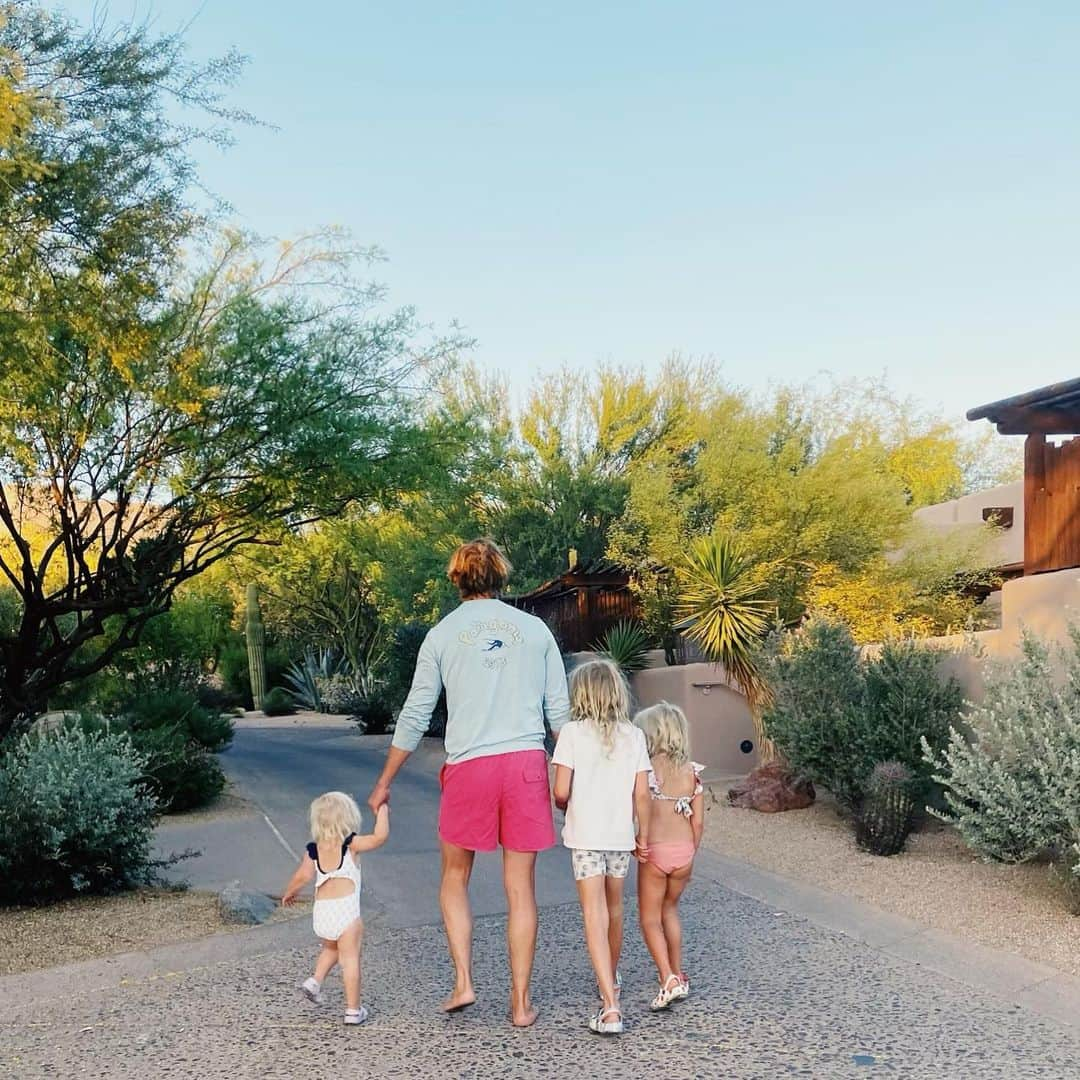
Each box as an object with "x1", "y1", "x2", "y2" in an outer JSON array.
[{"x1": 571, "y1": 849, "x2": 632, "y2": 881}]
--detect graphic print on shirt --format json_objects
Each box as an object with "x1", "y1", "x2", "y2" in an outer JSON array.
[{"x1": 458, "y1": 618, "x2": 524, "y2": 669}]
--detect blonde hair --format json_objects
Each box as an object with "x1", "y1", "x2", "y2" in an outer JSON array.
[
  {"x1": 309, "y1": 791, "x2": 362, "y2": 843},
  {"x1": 569, "y1": 658, "x2": 630, "y2": 755},
  {"x1": 635, "y1": 701, "x2": 691, "y2": 768}
]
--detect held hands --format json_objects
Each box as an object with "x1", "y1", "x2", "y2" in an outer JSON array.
[
  {"x1": 368, "y1": 780, "x2": 391, "y2": 815},
  {"x1": 635, "y1": 835, "x2": 650, "y2": 864}
]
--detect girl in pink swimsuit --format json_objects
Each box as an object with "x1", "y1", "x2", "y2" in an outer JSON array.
[{"x1": 633, "y1": 702, "x2": 705, "y2": 1011}]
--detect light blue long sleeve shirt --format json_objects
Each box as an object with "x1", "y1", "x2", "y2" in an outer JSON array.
[{"x1": 392, "y1": 598, "x2": 570, "y2": 764}]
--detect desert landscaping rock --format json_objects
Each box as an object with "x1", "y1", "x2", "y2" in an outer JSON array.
[
  {"x1": 728, "y1": 761, "x2": 816, "y2": 812},
  {"x1": 219, "y1": 882, "x2": 277, "y2": 925}
]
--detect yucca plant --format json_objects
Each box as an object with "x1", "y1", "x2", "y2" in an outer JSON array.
[
  {"x1": 676, "y1": 534, "x2": 777, "y2": 758},
  {"x1": 596, "y1": 620, "x2": 653, "y2": 676}
]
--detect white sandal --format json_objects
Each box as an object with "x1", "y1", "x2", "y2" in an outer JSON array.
[
  {"x1": 650, "y1": 974, "x2": 682, "y2": 1011},
  {"x1": 588, "y1": 1005, "x2": 624, "y2": 1036},
  {"x1": 596, "y1": 969, "x2": 622, "y2": 1003}
]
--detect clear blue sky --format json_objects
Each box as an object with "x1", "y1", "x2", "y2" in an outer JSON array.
[{"x1": 72, "y1": 2, "x2": 1080, "y2": 421}]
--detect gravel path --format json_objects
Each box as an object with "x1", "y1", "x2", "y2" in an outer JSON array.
[
  {"x1": 702, "y1": 788, "x2": 1080, "y2": 976},
  {"x1": 0, "y1": 890, "x2": 307, "y2": 977},
  {"x1": 6, "y1": 884, "x2": 1080, "y2": 1079}
]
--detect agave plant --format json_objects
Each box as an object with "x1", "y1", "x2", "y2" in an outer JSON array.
[
  {"x1": 284, "y1": 648, "x2": 345, "y2": 711},
  {"x1": 676, "y1": 535, "x2": 777, "y2": 756},
  {"x1": 596, "y1": 620, "x2": 653, "y2": 676}
]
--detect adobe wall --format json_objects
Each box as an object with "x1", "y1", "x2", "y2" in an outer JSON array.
[
  {"x1": 913, "y1": 479, "x2": 1024, "y2": 570},
  {"x1": 631, "y1": 662, "x2": 760, "y2": 777},
  {"x1": 571, "y1": 569, "x2": 1079, "y2": 777},
  {"x1": 916, "y1": 566, "x2": 1080, "y2": 701},
  {"x1": 565, "y1": 651, "x2": 759, "y2": 775}
]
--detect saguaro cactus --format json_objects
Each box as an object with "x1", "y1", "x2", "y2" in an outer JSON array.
[{"x1": 245, "y1": 583, "x2": 267, "y2": 711}]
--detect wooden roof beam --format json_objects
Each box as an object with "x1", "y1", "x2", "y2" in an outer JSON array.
[{"x1": 993, "y1": 406, "x2": 1080, "y2": 436}]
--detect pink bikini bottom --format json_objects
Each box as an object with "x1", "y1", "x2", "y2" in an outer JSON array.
[{"x1": 647, "y1": 841, "x2": 695, "y2": 874}]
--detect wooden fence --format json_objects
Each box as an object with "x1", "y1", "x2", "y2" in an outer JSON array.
[
  {"x1": 1025, "y1": 433, "x2": 1080, "y2": 574},
  {"x1": 506, "y1": 584, "x2": 638, "y2": 653}
]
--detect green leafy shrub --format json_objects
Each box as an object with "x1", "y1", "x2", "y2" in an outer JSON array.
[
  {"x1": 763, "y1": 618, "x2": 961, "y2": 808},
  {"x1": 219, "y1": 635, "x2": 295, "y2": 709},
  {"x1": 56, "y1": 592, "x2": 239, "y2": 716},
  {"x1": 0, "y1": 727, "x2": 158, "y2": 903},
  {"x1": 426, "y1": 689, "x2": 449, "y2": 740},
  {"x1": 0, "y1": 586, "x2": 21, "y2": 637},
  {"x1": 262, "y1": 687, "x2": 296, "y2": 716},
  {"x1": 180, "y1": 702, "x2": 234, "y2": 753},
  {"x1": 127, "y1": 726, "x2": 226, "y2": 813},
  {"x1": 924, "y1": 631, "x2": 1080, "y2": 874},
  {"x1": 385, "y1": 622, "x2": 429, "y2": 709},
  {"x1": 381, "y1": 622, "x2": 445, "y2": 737},
  {"x1": 72, "y1": 700, "x2": 228, "y2": 815},
  {"x1": 354, "y1": 698, "x2": 394, "y2": 735},
  {"x1": 195, "y1": 680, "x2": 243, "y2": 714},
  {"x1": 596, "y1": 620, "x2": 653, "y2": 675},
  {"x1": 124, "y1": 689, "x2": 234, "y2": 752},
  {"x1": 218, "y1": 634, "x2": 254, "y2": 708}
]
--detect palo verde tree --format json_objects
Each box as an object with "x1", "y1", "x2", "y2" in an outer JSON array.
[{"x1": 0, "y1": 6, "x2": 458, "y2": 735}]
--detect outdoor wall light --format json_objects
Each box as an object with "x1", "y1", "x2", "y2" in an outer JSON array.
[{"x1": 692, "y1": 682, "x2": 725, "y2": 696}]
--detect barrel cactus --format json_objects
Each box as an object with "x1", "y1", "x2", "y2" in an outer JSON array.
[
  {"x1": 855, "y1": 761, "x2": 916, "y2": 856},
  {"x1": 245, "y1": 583, "x2": 267, "y2": 711}
]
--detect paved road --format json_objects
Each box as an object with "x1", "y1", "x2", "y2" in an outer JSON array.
[
  {"x1": 155, "y1": 718, "x2": 582, "y2": 922},
  {"x1": 7, "y1": 718, "x2": 1080, "y2": 1079}
]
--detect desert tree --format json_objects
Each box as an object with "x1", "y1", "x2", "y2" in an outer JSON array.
[{"x1": 0, "y1": 6, "x2": 459, "y2": 734}]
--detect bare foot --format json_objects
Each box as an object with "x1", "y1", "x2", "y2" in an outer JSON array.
[
  {"x1": 440, "y1": 988, "x2": 476, "y2": 1013},
  {"x1": 510, "y1": 1004, "x2": 539, "y2": 1028}
]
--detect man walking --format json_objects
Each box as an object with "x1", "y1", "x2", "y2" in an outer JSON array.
[{"x1": 368, "y1": 539, "x2": 569, "y2": 1026}]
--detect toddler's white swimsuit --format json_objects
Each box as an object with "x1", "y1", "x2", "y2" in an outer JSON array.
[{"x1": 308, "y1": 834, "x2": 363, "y2": 941}]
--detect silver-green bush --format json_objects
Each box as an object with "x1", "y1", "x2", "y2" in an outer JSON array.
[
  {"x1": 316, "y1": 673, "x2": 366, "y2": 715},
  {"x1": 924, "y1": 631, "x2": 1080, "y2": 874},
  {"x1": 0, "y1": 727, "x2": 158, "y2": 903},
  {"x1": 762, "y1": 617, "x2": 962, "y2": 808}
]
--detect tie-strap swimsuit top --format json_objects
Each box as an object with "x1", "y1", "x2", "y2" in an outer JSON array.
[{"x1": 647, "y1": 763, "x2": 705, "y2": 818}]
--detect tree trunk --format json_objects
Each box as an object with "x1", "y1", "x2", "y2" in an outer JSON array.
[{"x1": 0, "y1": 672, "x2": 44, "y2": 742}]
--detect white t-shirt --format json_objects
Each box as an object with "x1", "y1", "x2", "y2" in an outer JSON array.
[{"x1": 552, "y1": 720, "x2": 652, "y2": 851}]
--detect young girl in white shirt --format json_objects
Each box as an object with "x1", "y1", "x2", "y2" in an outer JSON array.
[{"x1": 552, "y1": 658, "x2": 652, "y2": 1036}]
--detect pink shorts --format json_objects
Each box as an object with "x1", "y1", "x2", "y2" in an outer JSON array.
[
  {"x1": 438, "y1": 749, "x2": 555, "y2": 853},
  {"x1": 647, "y1": 840, "x2": 696, "y2": 874}
]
